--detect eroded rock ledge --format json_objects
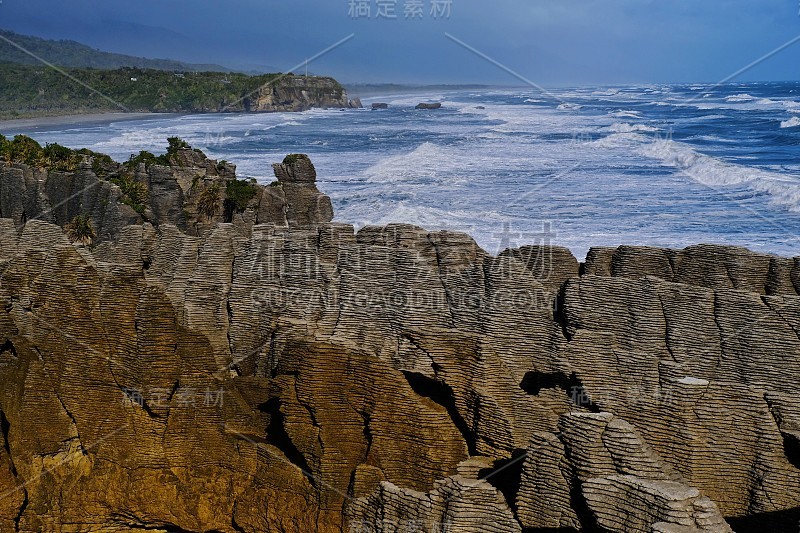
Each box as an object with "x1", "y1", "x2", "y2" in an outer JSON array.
[{"x1": 0, "y1": 151, "x2": 799, "y2": 532}]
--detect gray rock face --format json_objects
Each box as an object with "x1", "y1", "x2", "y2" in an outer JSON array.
[
  {"x1": 0, "y1": 150, "x2": 333, "y2": 244},
  {"x1": 0, "y1": 159, "x2": 799, "y2": 531},
  {"x1": 0, "y1": 160, "x2": 141, "y2": 242},
  {"x1": 245, "y1": 76, "x2": 351, "y2": 112}
]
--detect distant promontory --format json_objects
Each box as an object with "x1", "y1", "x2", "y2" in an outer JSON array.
[{"x1": 0, "y1": 64, "x2": 362, "y2": 119}]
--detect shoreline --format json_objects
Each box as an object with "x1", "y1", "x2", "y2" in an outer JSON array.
[{"x1": 0, "y1": 112, "x2": 178, "y2": 132}]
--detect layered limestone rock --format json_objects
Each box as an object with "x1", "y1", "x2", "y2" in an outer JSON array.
[
  {"x1": 244, "y1": 76, "x2": 351, "y2": 112},
  {"x1": 0, "y1": 146, "x2": 333, "y2": 244},
  {"x1": 0, "y1": 151, "x2": 799, "y2": 532}
]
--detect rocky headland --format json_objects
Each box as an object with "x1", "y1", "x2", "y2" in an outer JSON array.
[
  {"x1": 0, "y1": 66, "x2": 362, "y2": 119},
  {"x1": 0, "y1": 138, "x2": 798, "y2": 532}
]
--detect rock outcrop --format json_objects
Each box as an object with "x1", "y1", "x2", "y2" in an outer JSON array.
[
  {"x1": 0, "y1": 147, "x2": 799, "y2": 532},
  {"x1": 244, "y1": 76, "x2": 351, "y2": 113},
  {"x1": 0, "y1": 142, "x2": 332, "y2": 244},
  {"x1": 416, "y1": 103, "x2": 442, "y2": 110}
]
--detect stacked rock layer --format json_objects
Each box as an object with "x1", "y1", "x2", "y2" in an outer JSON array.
[{"x1": 0, "y1": 154, "x2": 797, "y2": 532}]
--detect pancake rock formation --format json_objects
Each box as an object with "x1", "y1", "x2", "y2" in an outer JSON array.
[{"x1": 0, "y1": 146, "x2": 798, "y2": 532}]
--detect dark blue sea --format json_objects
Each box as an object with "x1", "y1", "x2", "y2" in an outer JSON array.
[{"x1": 7, "y1": 83, "x2": 800, "y2": 258}]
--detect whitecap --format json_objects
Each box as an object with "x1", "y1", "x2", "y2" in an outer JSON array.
[
  {"x1": 609, "y1": 110, "x2": 642, "y2": 119},
  {"x1": 780, "y1": 116, "x2": 800, "y2": 129},
  {"x1": 606, "y1": 123, "x2": 658, "y2": 134},
  {"x1": 725, "y1": 93, "x2": 756, "y2": 102}
]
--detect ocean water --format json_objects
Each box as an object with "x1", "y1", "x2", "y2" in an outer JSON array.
[{"x1": 6, "y1": 82, "x2": 800, "y2": 259}]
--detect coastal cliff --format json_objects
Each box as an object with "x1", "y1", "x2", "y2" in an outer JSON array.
[
  {"x1": 0, "y1": 136, "x2": 333, "y2": 242},
  {"x1": 0, "y1": 65, "x2": 361, "y2": 119},
  {"x1": 0, "y1": 144, "x2": 799, "y2": 532}
]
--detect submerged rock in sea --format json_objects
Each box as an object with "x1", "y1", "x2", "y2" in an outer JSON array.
[
  {"x1": 371, "y1": 102, "x2": 389, "y2": 109},
  {"x1": 416, "y1": 102, "x2": 443, "y2": 110},
  {"x1": 0, "y1": 146, "x2": 799, "y2": 532}
]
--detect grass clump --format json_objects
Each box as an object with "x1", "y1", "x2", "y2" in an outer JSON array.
[
  {"x1": 197, "y1": 183, "x2": 221, "y2": 221},
  {"x1": 123, "y1": 137, "x2": 195, "y2": 170},
  {"x1": 65, "y1": 213, "x2": 96, "y2": 245}
]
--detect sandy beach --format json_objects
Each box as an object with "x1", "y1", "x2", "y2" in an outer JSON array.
[{"x1": 0, "y1": 112, "x2": 178, "y2": 132}]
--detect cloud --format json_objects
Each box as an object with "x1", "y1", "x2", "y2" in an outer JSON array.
[{"x1": 1, "y1": 0, "x2": 798, "y2": 84}]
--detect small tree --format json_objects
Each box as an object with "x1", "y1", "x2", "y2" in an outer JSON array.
[
  {"x1": 65, "y1": 214, "x2": 96, "y2": 246},
  {"x1": 166, "y1": 136, "x2": 191, "y2": 154},
  {"x1": 197, "y1": 183, "x2": 221, "y2": 221}
]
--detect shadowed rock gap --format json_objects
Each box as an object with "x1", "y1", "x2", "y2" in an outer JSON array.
[
  {"x1": 259, "y1": 397, "x2": 316, "y2": 487},
  {"x1": 725, "y1": 507, "x2": 800, "y2": 533},
  {"x1": 519, "y1": 371, "x2": 600, "y2": 413},
  {"x1": 0, "y1": 339, "x2": 16, "y2": 358},
  {"x1": 479, "y1": 449, "x2": 527, "y2": 514},
  {"x1": 401, "y1": 370, "x2": 477, "y2": 455},
  {"x1": 782, "y1": 432, "x2": 800, "y2": 469}
]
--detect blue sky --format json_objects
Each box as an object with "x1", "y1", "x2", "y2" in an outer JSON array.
[{"x1": 1, "y1": 0, "x2": 799, "y2": 84}]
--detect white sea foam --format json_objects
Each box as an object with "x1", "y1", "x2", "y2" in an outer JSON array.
[
  {"x1": 607, "y1": 123, "x2": 659, "y2": 133},
  {"x1": 609, "y1": 110, "x2": 642, "y2": 119},
  {"x1": 725, "y1": 93, "x2": 756, "y2": 102},
  {"x1": 780, "y1": 116, "x2": 800, "y2": 128},
  {"x1": 557, "y1": 103, "x2": 583, "y2": 111}
]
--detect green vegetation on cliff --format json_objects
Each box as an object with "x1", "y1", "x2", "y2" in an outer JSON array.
[
  {"x1": 225, "y1": 179, "x2": 258, "y2": 212},
  {"x1": 0, "y1": 63, "x2": 344, "y2": 119},
  {"x1": 0, "y1": 134, "x2": 211, "y2": 215},
  {"x1": 0, "y1": 133, "x2": 107, "y2": 172}
]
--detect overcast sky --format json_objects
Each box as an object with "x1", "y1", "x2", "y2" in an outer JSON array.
[{"x1": 1, "y1": 0, "x2": 799, "y2": 85}]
